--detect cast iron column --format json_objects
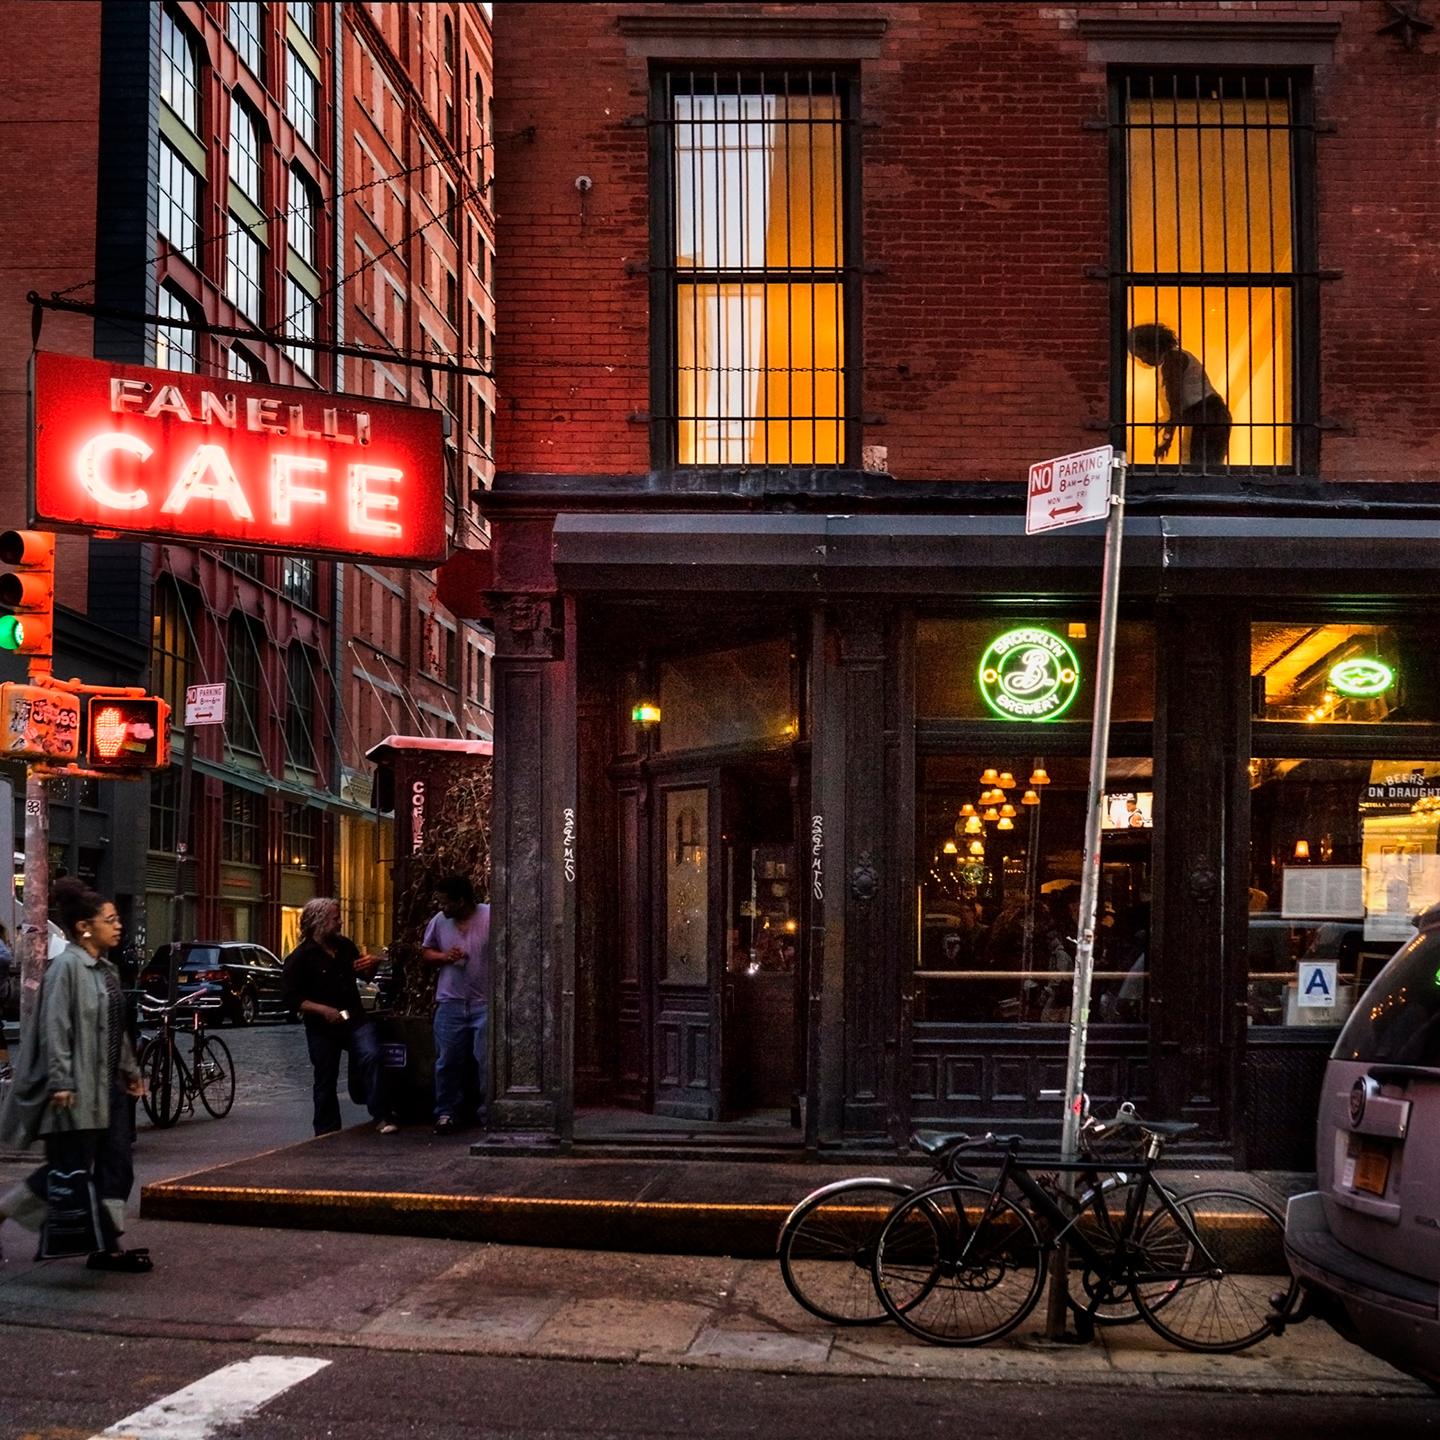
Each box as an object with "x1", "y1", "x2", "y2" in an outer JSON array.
[{"x1": 487, "y1": 592, "x2": 577, "y2": 1142}]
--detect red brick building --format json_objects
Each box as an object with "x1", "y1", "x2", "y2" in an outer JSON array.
[
  {"x1": 0, "y1": 1, "x2": 492, "y2": 966},
  {"x1": 477, "y1": 3, "x2": 1440, "y2": 1164},
  {"x1": 336, "y1": 1, "x2": 496, "y2": 948}
]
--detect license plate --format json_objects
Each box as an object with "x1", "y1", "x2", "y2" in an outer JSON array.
[{"x1": 1352, "y1": 1139, "x2": 1391, "y2": 1196}]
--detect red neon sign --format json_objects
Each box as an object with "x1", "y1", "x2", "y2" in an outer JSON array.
[{"x1": 30, "y1": 352, "x2": 447, "y2": 563}]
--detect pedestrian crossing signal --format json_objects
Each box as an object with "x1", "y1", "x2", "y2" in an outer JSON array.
[
  {"x1": 85, "y1": 696, "x2": 171, "y2": 770},
  {"x1": 0, "y1": 530, "x2": 55, "y2": 656}
]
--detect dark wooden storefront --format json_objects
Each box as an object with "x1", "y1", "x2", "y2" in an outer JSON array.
[{"x1": 479, "y1": 492, "x2": 1440, "y2": 1166}]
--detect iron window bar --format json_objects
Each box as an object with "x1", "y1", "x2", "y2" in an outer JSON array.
[
  {"x1": 649, "y1": 68, "x2": 860, "y2": 472},
  {"x1": 1109, "y1": 68, "x2": 1318, "y2": 482}
]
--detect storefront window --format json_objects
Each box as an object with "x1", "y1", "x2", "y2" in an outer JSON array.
[
  {"x1": 658, "y1": 639, "x2": 792, "y2": 753},
  {"x1": 915, "y1": 755, "x2": 1153, "y2": 1025},
  {"x1": 1252, "y1": 622, "x2": 1440, "y2": 724},
  {"x1": 1247, "y1": 757, "x2": 1440, "y2": 1028},
  {"x1": 663, "y1": 787, "x2": 708, "y2": 985},
  {"x1": 916, "y1": 618, "x2": 1154, "y2": 723}
]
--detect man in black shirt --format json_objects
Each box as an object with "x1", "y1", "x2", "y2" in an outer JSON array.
[{"x1": 283, "y1": 897, "x2": 394, "y2": 1136}]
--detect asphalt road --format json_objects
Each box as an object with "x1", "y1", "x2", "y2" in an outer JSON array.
[{"x1": 0, "y1": 1326, "x2": 1435, "y2": 1440}]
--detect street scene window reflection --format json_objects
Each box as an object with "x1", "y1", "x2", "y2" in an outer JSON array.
[
  {"x1": 1248, "y1": 758, "x2": 1440, "y2": 1027},
  {"x1": 1122, "y1": 71, "x2": 1298, "y2": 474},
  {"x1": 916, "y1": 756, "x2": 1153, "y2": 1025}
]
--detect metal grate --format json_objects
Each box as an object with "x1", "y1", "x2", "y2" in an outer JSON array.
[
  {"x1": 1115, "y1": 70, "x2": 1314, "y2": 479},
  {"x1": 651, "y1": 69, "x2": 857, "y2": 470}
]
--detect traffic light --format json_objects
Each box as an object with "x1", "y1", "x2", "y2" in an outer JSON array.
[
  {"x1": 85, "y1": 696, "x2": 171, "y2": 770},
  {"x1": 0, "y1": 529, "x2": 54, "y2": 656}
]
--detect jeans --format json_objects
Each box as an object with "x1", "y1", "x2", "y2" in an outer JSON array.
[
  {"x1": 305, "y1": 1019, "x2": 383, "y2": 1135},
  {"x1": 433, "y1": 1000, "x2": 487, "y2": 1123}
]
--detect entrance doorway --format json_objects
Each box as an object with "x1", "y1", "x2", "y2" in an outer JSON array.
[{"x1": 649, "y1": 758, "x2": 800, "y2": 1122}]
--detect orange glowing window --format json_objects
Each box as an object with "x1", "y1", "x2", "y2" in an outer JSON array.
[
  {"x1": 660, "y1": 73, "x2": 850, "y2": 468},
  {"x1": 1119, "y1": 72, "x2": 1308, "y2": 477}
]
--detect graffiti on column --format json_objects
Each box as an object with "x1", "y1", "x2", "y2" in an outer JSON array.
[{"x1": 811, "y1": 814, "x2": 824, "y2": 901}]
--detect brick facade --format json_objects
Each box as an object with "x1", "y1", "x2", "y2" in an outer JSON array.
[{"x1": 494, "y1": 2, "x2": 1440, "y2": 484}]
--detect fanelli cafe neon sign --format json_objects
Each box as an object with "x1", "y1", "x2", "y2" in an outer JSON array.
[{"x1": 30, "y1": 352, "x2": 446, "y2": 563}]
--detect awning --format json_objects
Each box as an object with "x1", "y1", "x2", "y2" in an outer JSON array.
[{"x1": 551, "y1": 512, "x2": 1440, "y2": 599}]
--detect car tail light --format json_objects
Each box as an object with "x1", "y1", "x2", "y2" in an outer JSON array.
[{"x1": 198, "y1": 969, "x2": 230, "y2": 983}]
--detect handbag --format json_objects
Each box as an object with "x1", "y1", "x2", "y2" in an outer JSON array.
[{"x1": 35, "y1": 1165, "x2": 106, "y2": 1259}]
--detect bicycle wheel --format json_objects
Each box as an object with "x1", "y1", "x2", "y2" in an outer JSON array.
[
  {"x1": 195, "y1": 1035, "x2": 235, "y2": 1118},
  {"x1": 1063, "y1": 1174, "x2": 1175, "y2": 1326},
  {"x1": 778, "y1": 1178, "x2": 913, "y2": 1325},
  {"x1": 1133, "y1": 1188, "x2": 1297, "y2": 1353},
  {"x1": 142, "y1": 1036, "x2": 183, "y2": 1128},
  {"x1": 873, "y1": 1183, "x2": 1046, "y2": 1346}
]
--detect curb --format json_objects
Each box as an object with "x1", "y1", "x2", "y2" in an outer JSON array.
[
  {"x1": 141, "y1": 1181, "x2": 795, "y2": 1255},
  {"x1": 141, "y1": 1180, "x2": 1291, "y2": 1266}
]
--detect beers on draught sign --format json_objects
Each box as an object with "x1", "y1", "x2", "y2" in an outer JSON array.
[{"x1": 30, "y1": 352, "x2": 446, "y2": 563}]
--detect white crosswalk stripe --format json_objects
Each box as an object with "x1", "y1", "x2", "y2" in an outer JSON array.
[{"x1": 88, "y1": 1354, "x2": 331, "y2": 1439}]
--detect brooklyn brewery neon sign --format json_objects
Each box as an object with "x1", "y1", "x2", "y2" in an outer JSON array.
[{"x1": 977, "y1": 627, "x2": 1081, "y2": 722}]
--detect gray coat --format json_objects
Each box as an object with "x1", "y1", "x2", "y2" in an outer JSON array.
[{"x1": 0, "y1": 942, "x2": 139, "y2": 1147}]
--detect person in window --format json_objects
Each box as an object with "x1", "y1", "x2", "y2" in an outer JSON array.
[
  {"x1": 0, "y1": 880, "x2": 149, "y2": 1270},
  {"x1": 1127, "y1": 323, "x2": 1232, "y2": 471},
  {"x1": 283, "y1": 897, "x2": 394, "y2": 1136},
  {"x1": 420, "y1": 875, "x2": 489, "y2": 1137}
]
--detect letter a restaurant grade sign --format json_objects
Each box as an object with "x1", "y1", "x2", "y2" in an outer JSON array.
[{"x1": 29, "y1": 353, "x2": 446, "y2": 563}]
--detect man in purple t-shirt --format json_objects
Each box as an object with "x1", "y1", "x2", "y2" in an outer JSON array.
[{"x1": 420, "y1": 874, "x2": 489, "y2": 1135}]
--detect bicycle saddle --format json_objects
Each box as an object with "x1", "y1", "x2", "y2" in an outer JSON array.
[
  {"x1": 911, "y1": 1130, "x2": 1024, "y2": 1157},
  {"x1": 1140, "y1": 1119, "x2": 1199, "y2": 1138}
]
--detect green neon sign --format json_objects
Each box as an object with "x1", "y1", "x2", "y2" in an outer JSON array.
[
  {"x1": 1329, "y1": 658, "x2": 1394, "y2": 699},
  {"x1": 977, "y1": 627, "x2": 1081, "y2": 722}
]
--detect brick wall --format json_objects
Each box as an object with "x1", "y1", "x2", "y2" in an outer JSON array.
[{"x1": 493, "y1": 2, "x2": 1440, "y2": 485}]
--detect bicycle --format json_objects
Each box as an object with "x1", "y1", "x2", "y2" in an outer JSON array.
[
  {"x1": 136, "y1": 994, "x2": 235, "y2": 1127},
  {"x1": 871, "y1": 1113, "x2": 1299, "y2": 1353},
  {"x1": 778, "y1": 1104, "x2": 1171, "y2": 1329}
]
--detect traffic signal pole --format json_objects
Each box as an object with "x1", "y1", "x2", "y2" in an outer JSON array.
[{"x1": 19, "y1": 764, "x2": 48, "y2": 1028}]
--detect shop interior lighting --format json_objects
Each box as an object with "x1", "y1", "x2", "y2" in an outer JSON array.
[
  {"x1": 1029, "y1": 768, "x2": 1050, "y2": 786},
  {"x1": 998, "y1": 772, "x2": 1016, "y2": 789},
  {"x1": 997, "y1": 817, "x2": 1015, "y2": 831},
  {"x1": 1293, "y1": 839, "x2": 1311, "y2": 860},
  {"x1": 1021, "y1": 789, "x2": 1040, "y2": 806}
]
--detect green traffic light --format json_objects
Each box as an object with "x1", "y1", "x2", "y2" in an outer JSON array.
[{"x1": 0, "y1": 616, "x2": 23, "y2": 651}]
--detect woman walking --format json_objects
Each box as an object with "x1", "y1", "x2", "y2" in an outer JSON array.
[{"x1": 0, "y1": 879, "x2": 150, "y2": 1270}]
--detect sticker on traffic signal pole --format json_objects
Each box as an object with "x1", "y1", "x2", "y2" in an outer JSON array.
[
  {"x1": 0, "y1": 530, "x2": 54, "y2": 657},
  {"x1": 85, "y1": 696, "x2": 172, "y2": 770},
  {"x1": 0, "y1": 682, "x2": 79, "y2": 760}
]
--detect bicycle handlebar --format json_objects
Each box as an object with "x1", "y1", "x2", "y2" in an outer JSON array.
[{"x1": 137, "y1": 994, "x2": 222, "y2": 1017}]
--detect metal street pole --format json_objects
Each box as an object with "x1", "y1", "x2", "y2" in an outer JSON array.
[
  {"x1": 18, "y1": 769, "x2": 48, "y2": 1028},
  {"x1": 1043, "y1": 450, "x2": 1127, "y2": 1340},
  {"x1": 168, "y1": 725, "x2": 195, "y2": 1004}
]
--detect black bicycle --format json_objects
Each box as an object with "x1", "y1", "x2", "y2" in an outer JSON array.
[
  {"x1": 778, "y1": 1104, "x2": 1174, "y2": 1328},
  {"x1": 871, "y1": 1115, "x2": 1299, "y2": 1352},
  {"x1": 136, "y1": 993, "x2": 235, "y2": 1127}
]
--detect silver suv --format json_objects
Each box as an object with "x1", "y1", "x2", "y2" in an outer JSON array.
[{"x1": 1284, "y1": 902, "x2": 1440, "y2": 1387}]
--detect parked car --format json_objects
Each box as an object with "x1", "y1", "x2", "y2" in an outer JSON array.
[
  {"x1": 357, "y1": 953, "x2": 395, "y2": 1013},
  {"x1": 139, "y1": 942, "x2": 292, "y2": 1026},
  {"x1": 1283, "y1": 902, "x2": 1440, "y2": 1389}
]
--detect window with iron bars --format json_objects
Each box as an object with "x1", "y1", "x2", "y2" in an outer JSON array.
[
  {"x1": 651, "y1": 69, "x2": 857, "y2": 470},
  {"x1": 1113, "y1": 69, "x2": 1317, "y2": 480}
]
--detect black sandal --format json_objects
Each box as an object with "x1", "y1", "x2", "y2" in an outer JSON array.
[{"x1": 86, "y1": 1248, "x2": 154, "y2": 1273}]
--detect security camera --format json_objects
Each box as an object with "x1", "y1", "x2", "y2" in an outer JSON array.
[{"x1": 574, "y1": 175, "x2": 593, "y2": 193}]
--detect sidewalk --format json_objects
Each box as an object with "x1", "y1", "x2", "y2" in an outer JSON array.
[
  {"x1": 138, "y1": 1123, "x2": 1315, "y2": 1257},
  {"x1": 0, "y1": 1216, "x2": 1424, "y2": 1397}
]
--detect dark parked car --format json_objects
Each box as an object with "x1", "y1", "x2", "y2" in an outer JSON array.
[
  {"x1": 1284, "y1": 903, "x2": 1440, "y2": 1388},
  {"x1": 140, "y1": 942, "x2": 292, "y2": 1026}
]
